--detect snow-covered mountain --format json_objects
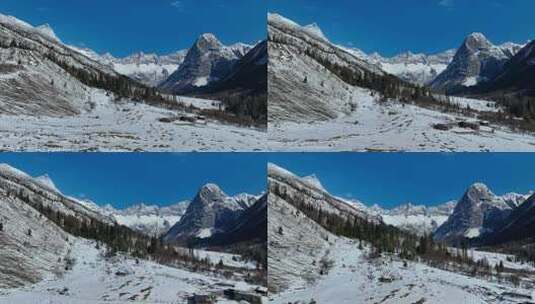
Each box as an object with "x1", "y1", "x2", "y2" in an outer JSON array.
[
  {"x1": 434, "y1": 183, "x2": 515, "y2": 243},
  {"x1": 268, "y1": 13, "x2": 385, "y2": 122},
  {"x1": 0, "y1": 164, "x2": 115, "y2": 287},
  {"x1": 338, "y1": 45, "x2": 456, "y2": 86},
  {"x1": 102, "y1": 202, "x2": 190, "y2": 237},
  {"x1": 197, "y1": 39, "x2": 267, "y2": 97},
  {"x1": 268, "y1": 163, "x2": 380, "y2": 223},
  {"x1": 431, "y1": 33, "x2": 524, "y2": 91},
  {"x1": 199, "y1": 193, "x2": 267, "y2": 247},
  {"x1": 374, "y1": 201, "x2": 456, "y2": 236},
  {"x1": 106, "y1": 51, "x2": 187, "y2": 87},
  {"x1": 489, "y1": 193, "x2": 535, "y2": 244},
  {"x1": 68, "y1": 48, "x2": 189, "y2": 88},
  {"x1": 0, "y1": 13, "x2": 122, "y2": 117},
  {"x1": 475, "y1": 40, "x2": 535, "y2": 96},
  {"x1": 368, "y1": 50, "x2": 456, "y2": 85},
  {"x1": 158, "y1": 33, "x2": 252, "y2": 94},
  {"x1": 161, "y1": 183, "x2": 257, "y2": 243},
  {"x1": 268, "y1": 174, "x2": 336, "y2": 292}
]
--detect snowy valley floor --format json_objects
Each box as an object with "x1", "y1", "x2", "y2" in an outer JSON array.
[
  {"x1": 270, "y1": 238, "x2": 535, "y2": 304},
  {"x1": 268, "y1": 89, "x2": 535, "y2": 152},
  {"x1": 0, "y1": 90, "x2": 266, "y2": 152},
  {"x1": 0, "y1": 238, "x2": 264, "y2": 304}
]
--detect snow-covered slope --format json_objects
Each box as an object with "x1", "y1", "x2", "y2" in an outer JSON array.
[
  {"x1": 0, "y1": 13, "x2": 123, "y2": 117},
  {"x1": 0, "y1": 163, "x2": 266, "y2": 302},
  {"x1": 434, "y1": 183, "x2": 514, "y2": 243},
  {"x1": 162, "y1": 184, "x2": 256, "y2": 243},
  {"x1": 268, "y1": 163, "x2": 379, "y2": 223},
  {"x1": 0, "y1": 236, "x2": 265, "y2": 303},
  {"x1": 0, "y1": 164, "x2": 115, "y2": 225},
  {"x1": 268, "y1": 182, "x2": 337, "y2": 293},
  {"x1": 268, "y1": 13, "x2": 384, "y2": 122},
  {"x1": 431, "y1": 33, "x2": 524, "y2": 91},
  {"x1": 270, "y1": 237, "x2": 535, "y2": 304},
  {"x1": 159, "y1": 33, "x2": 252, "y2": 94},
  {"x1": 0, "y1": 181, "x2": 70, "y2": 288},
  {"x1": 0, "y1": 164, "x2": 115, "y2": 288}
]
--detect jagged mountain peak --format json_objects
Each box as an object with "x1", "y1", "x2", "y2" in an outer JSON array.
[
  {"x1": 460, "y1": 182, "x2": 512, "y2": 210},
  {"x1": 431, "y1": 32, "x2": 523, "y2": 90},
  {"x1": 162, "y1": 183, "x2": 255, "y2": 243},
  {"x1": 434, "y1": 183, "x2": 515, "y2": 242}
]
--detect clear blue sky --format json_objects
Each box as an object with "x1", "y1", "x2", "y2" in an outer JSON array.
[
  {"x1": 268, "y1": 0, "x2": 534, "y2": 56},
  {"x1": 269, "y1": 153, "x2": 535, "y2": 208},
  {"x1": 0, "y1": 0, "x2": 267, "y2": 57},
  {"x1": 0, "y1": 153, "x2": 266, "y2": 209}
]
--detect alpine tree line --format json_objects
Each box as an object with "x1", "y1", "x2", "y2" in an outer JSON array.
[{"x1": 44, "y1": 52, "x2": 185, "y2": 110}]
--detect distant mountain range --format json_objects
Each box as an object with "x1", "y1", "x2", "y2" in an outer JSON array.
[{"x1": 71, "y1": 48, "x2": 188, "y2": 87}]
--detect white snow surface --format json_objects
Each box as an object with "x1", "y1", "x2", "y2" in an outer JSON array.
[
  {"x1": 0, "y1": 88, "x2": 266, "y2": 151},
  {"x1": 268, "y1": 87, "x2": 535, "y2": 152},
  {"x1": 270, "y1": 238, "x2": 535, "y2": 304},
  {"x1": 0, "y1": 238, "x2": 263, "y2": 304}
]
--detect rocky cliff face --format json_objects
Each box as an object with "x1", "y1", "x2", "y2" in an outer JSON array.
[
  {"x1": 431, "y1": 33, "x2": 523, "y2": 92},
  {"x1": 434, "y1": 183, "x2": 513, "y2": 243},
  {"x1": 161, "y1": 183, "x2": 253, "y2": 243},
  {"x1": 158, "y1": 34, "x2": 251, "y2": 94}
]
